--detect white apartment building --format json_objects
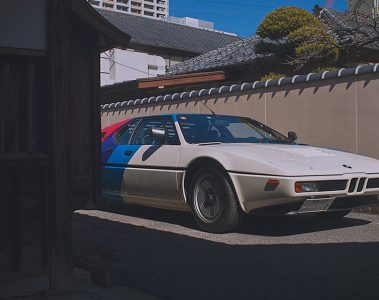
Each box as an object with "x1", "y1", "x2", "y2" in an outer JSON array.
[
  {"x1": 97, "y1": 8, "x2": 240, "y2": 86},
  {"x1": 88, "y1": 0, "x2": 169, "y2": 19}
]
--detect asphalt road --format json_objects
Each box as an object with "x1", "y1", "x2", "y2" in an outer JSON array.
[{"x1": 73, "y1": 205, "x2": 379, "y2": 300}]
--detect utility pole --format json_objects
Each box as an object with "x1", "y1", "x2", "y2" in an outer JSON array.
[{"x1": 373, "y1": 0, "x2": 379, "y2": 17}]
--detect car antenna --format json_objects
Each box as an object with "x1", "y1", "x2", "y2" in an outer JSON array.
[{"x1": 202, "y1": 101, "x2": 216, "y2": 115}]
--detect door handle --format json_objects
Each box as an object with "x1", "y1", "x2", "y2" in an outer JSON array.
[{"x1": 124, "y1": 151, "x2": 133, "y2": 156}]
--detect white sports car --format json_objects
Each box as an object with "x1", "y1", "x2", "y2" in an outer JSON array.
[{"x1": 101, "y1": 114, "x2": 379, "y2": 233}]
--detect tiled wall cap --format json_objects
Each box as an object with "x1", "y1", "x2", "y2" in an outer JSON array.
[
  {"x1": 156, "y1": 95, "x2": 164, "y2": 102},
  {"x1": 172, "y1": 93, "x2": 181, "y2": 100},
  {"x1": 199, "y1": 89, "x2": 208, "y2": 97},
  {"x1": 218, "y1": 86, "x2": 228, "y2": 93},
  {"x1": 101, "y1": 65, "x2": 378, "y2": 111},
  {"x1": 208, "y1": 88, "x2": 218, "y2": 95}
]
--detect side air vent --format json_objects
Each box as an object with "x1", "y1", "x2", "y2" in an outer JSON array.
[
  {"x1": 317, "y1": 180, "x2": 348, "y2": 192},
  {"x1": 348, "y1": 178, "x2": 358, "y2": 193},
  {"x1": 367, "y1": 178, "x2": 379, "y2": 189},
  {"x1": 356, "y1": 178, "x2": 367, "y2": 193}
]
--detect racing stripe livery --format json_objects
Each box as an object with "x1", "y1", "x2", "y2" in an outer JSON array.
[{"x1": 101, "y1": 114, "x2": 379, "y2": 232}]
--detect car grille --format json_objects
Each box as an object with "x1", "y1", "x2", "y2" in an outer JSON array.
[
  {"x1": 348, "y1": 177, "x2": 369, "y2": 193},
  {"x1": 317, "y1": 180, "x2": 348, "y2": 192},
  {"x1": 348, "y1": 178, "x2": 358, "y2": 193},
  {"x1": 367, "y1": 178, "x2": 379, "y2": 189}
]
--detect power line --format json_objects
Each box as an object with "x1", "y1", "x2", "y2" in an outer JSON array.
[
  {"x1": 171, "y1": 8, "x2": 269, "y2": 14},
  {"x1": 101, "y1": 56, "x2": 151, "y2": 75}
]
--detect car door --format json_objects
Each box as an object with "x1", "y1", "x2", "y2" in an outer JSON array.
[
  {"x1": 121, "y1": 116, "x2": 182, "y2": 201},
  {"x1": 102, "y1": 119, "x2": 140, "y2": 200}
]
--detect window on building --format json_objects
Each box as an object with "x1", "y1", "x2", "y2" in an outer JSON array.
[
  {"x1": 116, "y1": 5, "x2": 129, "y2": 11},
  {"x1": 103, "y1": 2, "x2": 114, "y2": 8},
  {"x1": 88, "y1": 0, "x2": 100, "y2": 6}
]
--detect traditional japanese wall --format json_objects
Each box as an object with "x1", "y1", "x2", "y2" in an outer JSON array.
[{"x1": 101, "y1": 64, "x2": 379, "y2": 160}]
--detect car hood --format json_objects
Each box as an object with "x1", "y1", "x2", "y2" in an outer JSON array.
[{"x1": 199, "y1": 143, "x2": 379, "y2": 176}]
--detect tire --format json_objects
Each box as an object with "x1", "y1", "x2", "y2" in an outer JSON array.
[{"x1": 189, "y1": 168, "x2": 244, "y2": 233}]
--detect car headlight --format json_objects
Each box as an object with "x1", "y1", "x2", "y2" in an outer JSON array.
[{"x1": 295, "y1": 182, "x2": 319, "y2": 193}]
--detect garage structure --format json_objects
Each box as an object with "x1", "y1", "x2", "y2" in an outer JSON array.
[{"x1": 0, "y1": 0, "x2": 130, "y2": 298}]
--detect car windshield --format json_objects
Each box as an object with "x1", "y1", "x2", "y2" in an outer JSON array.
[{"x1": 177, "y1": 115, "x2": 293, "y2": 144}]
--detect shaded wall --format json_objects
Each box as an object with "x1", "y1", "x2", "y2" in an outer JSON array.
[{"x1": 101, "y1": 71, "x2": 379, "y2": 160}]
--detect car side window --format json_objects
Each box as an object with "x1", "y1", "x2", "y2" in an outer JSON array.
[
  {"x1": 114, "y1": 119, "x2": 140, "y2": 144},
  {"x1": 131, "y1": 117, "x2": 180, "y2": 145}
]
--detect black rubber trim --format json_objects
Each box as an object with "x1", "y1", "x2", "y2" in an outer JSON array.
[
  {"x1": 329, "y1": 195, "x2": 379, "y2": 210},
  {"x1": 104, "y1": 163, "x2": 186, "y2": 171},
  {"x1": 226, "y1": 170, "x2": 344, "y2": 178}
]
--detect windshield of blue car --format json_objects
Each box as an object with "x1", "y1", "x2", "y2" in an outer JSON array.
[{"x1": 177, "y1": 115, "x2": 292, "y2": 144}]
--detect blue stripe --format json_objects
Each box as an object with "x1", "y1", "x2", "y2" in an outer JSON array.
[{"x1": 102, "y1": 145, "x2": 142, "y2": 197}]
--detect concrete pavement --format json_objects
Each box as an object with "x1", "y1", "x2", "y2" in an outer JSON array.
[{"x1": 73, "y1": 206, "x2": 379, "y2": 300}]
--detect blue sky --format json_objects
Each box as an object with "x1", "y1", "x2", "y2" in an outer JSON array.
[{"x1": 170, "y1": 0, "x2": 348, "y2": 37}]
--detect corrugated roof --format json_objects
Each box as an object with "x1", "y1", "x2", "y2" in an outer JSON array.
[
  {"x1": 97, "y1": 9, "x2": 241, "y2": 55},
  {"x1": 166, "y1": 36, "x2": 262, "y2": 76}
]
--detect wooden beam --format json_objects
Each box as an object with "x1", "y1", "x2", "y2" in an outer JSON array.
[
  {"x1": 72, "y1": 0, "x2": 131, "y2": 51},
  {"x1": 137, "y1": 71, "x2": 226, "y2": 89}
]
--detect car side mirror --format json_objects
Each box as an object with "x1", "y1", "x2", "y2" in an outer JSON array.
[
  {"x1": 150, "y1": 128, "x2": 167, "y2": 144},
  {"x1": 288, "y1": 131, "x2": 298, "y2": 142}
]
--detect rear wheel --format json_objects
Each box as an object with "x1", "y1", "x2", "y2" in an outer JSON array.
[{"x1": 189, "y1": 168, "x2": 244, "y2": 233}]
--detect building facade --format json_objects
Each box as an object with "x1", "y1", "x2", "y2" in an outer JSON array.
[
  {"x1": 101, "y1": 48, "x2": 167, "y2": 85},
  {"x1": 167, "y1": 16, "x2": 214, "y2": 30},
  {"x1": 88, "y1": 0, "x2": 168, "y2": 19},
  {"x1": 97, "y1": 9, "x2": 240, "y2": 86}
]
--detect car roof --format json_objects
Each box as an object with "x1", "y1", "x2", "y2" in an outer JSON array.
[{"x1": 102, "y1": 114, "x2": 248, "y2": 133}]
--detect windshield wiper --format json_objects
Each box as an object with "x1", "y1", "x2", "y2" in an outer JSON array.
[
  {"x1": 198, "y1": 142, "x2": 222, "y2": 146},
  {"x1": 258, "y1": 138, "x2": 292, "y2": 144}
]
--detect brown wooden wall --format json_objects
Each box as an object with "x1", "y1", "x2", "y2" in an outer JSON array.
[
  {"x1": 0, "y1": 0, "x2": 105, "y2": 297},
  {"x1": 0, "y1": 56, "x2": 50, "y2": 298}
]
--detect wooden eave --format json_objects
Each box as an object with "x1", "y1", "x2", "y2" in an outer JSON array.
[
  {"x1": 137, "y1": 71, "x2": 226, "y2": 89},
  {"x1": 72, "y1": 0, "x2": 131, "y2": 51},
  {"x1": 359, "y1": 47, "x2": 379, "y2": 63},
  {"x1": 101, "y1": 71, "x2": 227, "y2": 104}
]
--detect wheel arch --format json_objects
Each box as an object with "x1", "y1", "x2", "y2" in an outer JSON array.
[{"x1": 182, "y1": 156, "x2": 245, "y2": 211}]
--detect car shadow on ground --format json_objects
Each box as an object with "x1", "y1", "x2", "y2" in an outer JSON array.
[
  {"x1": 101, "y1": 203, "x2": 370, "y2": 237},
  {"x1": 73, "y1": 212, "x2": 379, "y2": 300}
]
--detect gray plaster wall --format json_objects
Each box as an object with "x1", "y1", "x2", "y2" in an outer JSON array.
[{"x1": 101, "y1": 69, "x2": 379, "y2": 160}]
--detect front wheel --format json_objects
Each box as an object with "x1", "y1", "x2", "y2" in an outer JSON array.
[{"x1": 189, "y1": 168, "x2": 244, "y2": 233}]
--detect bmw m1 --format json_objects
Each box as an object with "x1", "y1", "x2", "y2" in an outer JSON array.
[{"x1": 101, "y1": 114, "x2": 379, "y2": 233}]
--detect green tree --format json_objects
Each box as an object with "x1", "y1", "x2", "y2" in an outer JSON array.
[
  {"x1": 256, "y1": 6, "x2": 340, "y2": 78},
  {"x1": 257, "y1": 7, "x2": 321, "y2": 39},
  {"x1": 288, "y1": 26, "x2": 339, "y2": 71}
]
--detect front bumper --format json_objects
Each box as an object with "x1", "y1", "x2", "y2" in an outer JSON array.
[{"x1": 228, "y1": 172, "x2": 379, "y2": 213}]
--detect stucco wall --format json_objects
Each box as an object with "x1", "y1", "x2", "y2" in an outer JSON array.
[
  {"x1": 101, "y1": 68, "x2": 379, "y2": 160},
  {"x1": 100, "y1": 49, "x2": 166, "y2": 86}
]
